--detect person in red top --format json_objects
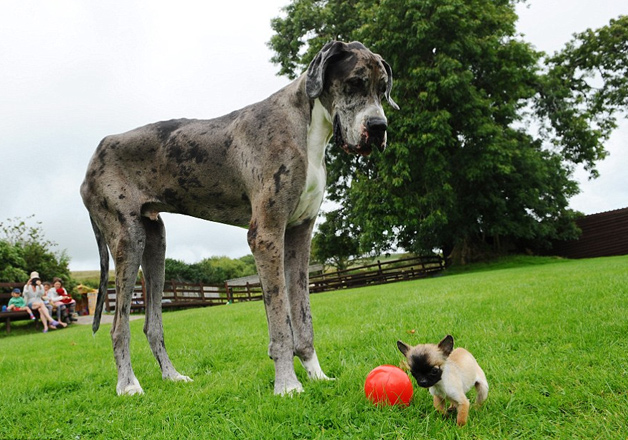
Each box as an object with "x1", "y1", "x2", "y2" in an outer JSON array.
[{"x1": 48, "y1": 279, "x2": 77, "y2": 323}]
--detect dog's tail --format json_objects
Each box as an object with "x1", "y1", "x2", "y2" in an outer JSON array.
[
  {"x1": 475, "y1": 374, "x2": 489, "y2": 406},
  {"x1": 90, "y1": 217, "x2": 110, "y2": 335}
]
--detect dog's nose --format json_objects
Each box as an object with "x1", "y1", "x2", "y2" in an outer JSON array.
[{"x1": 366, "y1": 117, "x2": 388, "y2": 135}]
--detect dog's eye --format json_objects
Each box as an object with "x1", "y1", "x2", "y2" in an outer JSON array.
[
  {"x1": 378, "y1": 80, "x2": 387, "y2": 96},
  {"x1": 346, "y1": 77, "x2": 366, "y2": 91},
  {"x1": 430, "y1": 367, "x2": 441, "y2": 377}
]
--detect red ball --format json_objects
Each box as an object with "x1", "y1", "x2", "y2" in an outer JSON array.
[{"x1": 364, "y1": 365, "x2": 413, "y2": 406}]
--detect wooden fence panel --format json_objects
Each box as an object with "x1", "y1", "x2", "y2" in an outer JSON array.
[
  {"x1": 309, "y1": 255, "x2": 444, "y2": 293},
  {"x1": 552, "y1": 207, "x2": 628, "y2": 259},
  {"x1": 100, "y1": 255, "x2": 444, "y2": 312},
  {"x1": 226, "y1": 283, "x2": 264, "y2": 303},
  {"x1": 105, "y1": 283, "x2": 145, "y2": 313}
]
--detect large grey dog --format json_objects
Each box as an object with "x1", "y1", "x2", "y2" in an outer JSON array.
[{"x1": 81, "y1": 41, "x2": 398, "y2": 396}]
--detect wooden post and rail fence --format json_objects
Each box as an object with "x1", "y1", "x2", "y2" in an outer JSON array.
[
  {"x1": 100, "y1": 255, "x2": 445, "y2": 313},
  {"x1": 1, "y1": 255, "x2": 445, "y2": 320}
]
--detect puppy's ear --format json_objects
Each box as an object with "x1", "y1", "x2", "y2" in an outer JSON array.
[
  {"x1": 437, "y1": 335, "x2": 454, "y2": 357},
  {"x1": 397, "y1": 340, "x2": 412, "y2": 357}
]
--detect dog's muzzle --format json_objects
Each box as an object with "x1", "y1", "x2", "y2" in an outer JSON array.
[{"x1": 334, "y1": 115, "x2": 388, "y2": 156}]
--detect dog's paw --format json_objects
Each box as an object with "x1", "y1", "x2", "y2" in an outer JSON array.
[
  {"x1": 117, "y1": 378, "x2": 144, "y2": 396},
  {"x1": 300, "y1": 352, "x2": 333, "y2": 381},
  {"x1": 309, "y1": 371, "x2": 334, "y2": 381},
  {"x1": 167, "y1": 373, "x2": 193, "y2": 383},
  {"x1": 275, "y1": 381, "x2": 304, "y2": 396}
]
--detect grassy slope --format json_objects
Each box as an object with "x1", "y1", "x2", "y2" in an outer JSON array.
[
  {"x1": 1, "y1": 256, "x2": 627, "y2": 439},
  {"x1": 72, "y1": 270, "x2": 116, "y2": 285}
]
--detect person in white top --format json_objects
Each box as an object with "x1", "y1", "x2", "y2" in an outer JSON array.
[{"x1": 23, "y1": 271, "x2": 67, "y2": 333}]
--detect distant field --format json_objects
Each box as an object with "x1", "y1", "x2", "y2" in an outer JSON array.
[
  {"x1": 72, "y1": 270, "x2": 115, "y2": 283},
  {"x1": 4, "y1": 255, "x2": 626, "y2": 439}
]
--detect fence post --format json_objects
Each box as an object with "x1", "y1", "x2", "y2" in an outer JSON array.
[
  {"x1": 105, "y1": 285, "x2": 111, "y2": 313},
  {"x1": 199, "y1": 282, "x2": 205, "y2": 303},
  {"x1": 140, "y1": 276, "x2": 146, "y2": 309},
  {"x1": 172, "y1": 280, "x2": 179, "y2": 303},
  {"x1": 223, "y1": 282, "x2": 229, "y2": 304}
]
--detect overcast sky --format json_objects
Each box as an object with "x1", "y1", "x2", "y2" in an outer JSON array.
[{"x1": 1, "y1": 0, "x2": 626, "y2": 271}]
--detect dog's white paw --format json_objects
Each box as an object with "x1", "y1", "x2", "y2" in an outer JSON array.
[
  {"x1": 117, "y1": 378, "x2": 144, "y2": 396},
  {"x1": 313, "y1": 372, "x2": 335, "y2": 381},
  {"x1": 167, "y1": 373, "x2": 193, "y2": 383},
  {"x1": 275, "y1": 381, "x2": 304, "y2": 396},
  {"x1": 301, "y1": 352, "x2": 333, "y2": 381}
]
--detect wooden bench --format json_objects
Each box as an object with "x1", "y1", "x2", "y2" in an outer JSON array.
[
  {"x1": 0, "y1": 310, "x2": 37, "y2": 334},
  {"x1": 1, "y1": 283, "x2": 38, "y2": 334}
]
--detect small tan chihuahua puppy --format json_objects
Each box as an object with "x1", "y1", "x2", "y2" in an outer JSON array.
[{"x1": 397, "y1": 335, "x2": 488, "y2": 426}]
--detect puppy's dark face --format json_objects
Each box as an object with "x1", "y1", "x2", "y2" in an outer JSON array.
[
  {"x1": 397, "y1": 336, "x2": 454, "y2": 388},
  {"x1": 407, "y1": 349, "x2": 445, "y2": 388}
]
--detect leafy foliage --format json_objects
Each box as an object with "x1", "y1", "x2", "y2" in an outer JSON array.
[
  {"x1": 536, "y1": 15, "x2": 628, "y2": 176},
  {"x1": 311, "y1": 209, "x2": 361, "y2": 269},
  {"x1": 164, "y1": 255, "x2": 257, "y2": 284},
  {"x1": 269, "y1": 0, "x2": 625, "y2": 264},
  {"x1": 0, "y1": 240, "x2": 28, "y2": 282},
  {"x1": 0, "y1": 216, "x2": 75, "y2": 290}
]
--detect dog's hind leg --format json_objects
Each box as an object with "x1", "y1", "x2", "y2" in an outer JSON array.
[
  {"x1": 110, "y1": 221, "x2": 146, "y2": 396},
  {"x1": 455, "y1": 397, "x2": 470, "y2": 426},
  {"x1": 141, "y1": 216, "x2": 192, "y2": 384},
  {"x1": 284, "y1": 220, "x2": 330, "y2": 381}
]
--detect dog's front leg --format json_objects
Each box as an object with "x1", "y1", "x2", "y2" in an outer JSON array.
[
  {"x1": 248, "y1": 218, "x2": 302, "y2": 395},
  {"x1": 433, "y1": 394, "x2": 447, "y2": 415},
  {"x1": 284, "y1": 219, "x2": 330, "y2": 381}
]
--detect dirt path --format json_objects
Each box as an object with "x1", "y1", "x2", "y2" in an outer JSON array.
[{"x1": 75, "y1": 314, "x2": 144, "y2": 325}]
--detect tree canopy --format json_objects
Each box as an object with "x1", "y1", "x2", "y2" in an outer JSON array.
[
  {"x1": 164, "y1": 255, "x2": 257, "y2": 284},
  {"x1": 269, "y1": 0, "x2": 627, "y2": 264},
  {"x1": 0, "y1": 217, "x2": 74, "y2": 289}
]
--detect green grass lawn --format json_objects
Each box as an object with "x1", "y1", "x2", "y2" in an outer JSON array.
[{"x1": 1, "y1": 255, "x2": 627, "y2": 439}]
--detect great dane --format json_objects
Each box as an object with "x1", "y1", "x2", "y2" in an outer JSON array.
[{"x1": 80, "y1": 41, "x2": 398, "y2": 396}]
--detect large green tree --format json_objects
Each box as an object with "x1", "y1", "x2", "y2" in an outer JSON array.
[
  {"x1": 311, "y1": 209, "x2": 360, "y2": 270},
  {"x1": 164, "y1": 255, "x2": 257, "y2": 284},
  {"x1": 537, "y1": 15, "x2": 628, "y2": 177},
  {"x1": 269, "y1": 0, "x2": 625, "y2": 264},
  {"x1": 0, "y1": 217, "x2": 74, "y2": 287}
]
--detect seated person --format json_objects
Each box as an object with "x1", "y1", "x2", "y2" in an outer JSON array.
[
  {"x1": 24, "y1": 271, "x2": 66, "y2": 333},
  {"x1": 6, "y1": 288, "x2": 36, "y2": 320},
  {"x1": 48, "y1": 279, "x2": 77, "y2": 323},
  {"x1": 44, "y1": 281, "x2": 62, "y2": 321}
]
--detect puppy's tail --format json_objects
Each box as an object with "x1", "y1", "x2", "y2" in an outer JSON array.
[
  {"x1": 90, "y1": 216, "x2": 110, "y2": 335},
  {"x1": 475, "y1": 373, "x2": 489, "y2": 406}
]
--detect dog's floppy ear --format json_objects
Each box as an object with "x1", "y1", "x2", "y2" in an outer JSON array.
[
  {"x1": 437, "y1": 335, "x2": 454, "y2": 357},
  {"x1": 397, "y1": 340, "x2": 412, "y2": 357},
  {"x1": 306, "y1": 41, "x2": 346, "y2": 99},
  {"x1": 381, "y1": 59, "x2": 400, "y2": 110}
]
